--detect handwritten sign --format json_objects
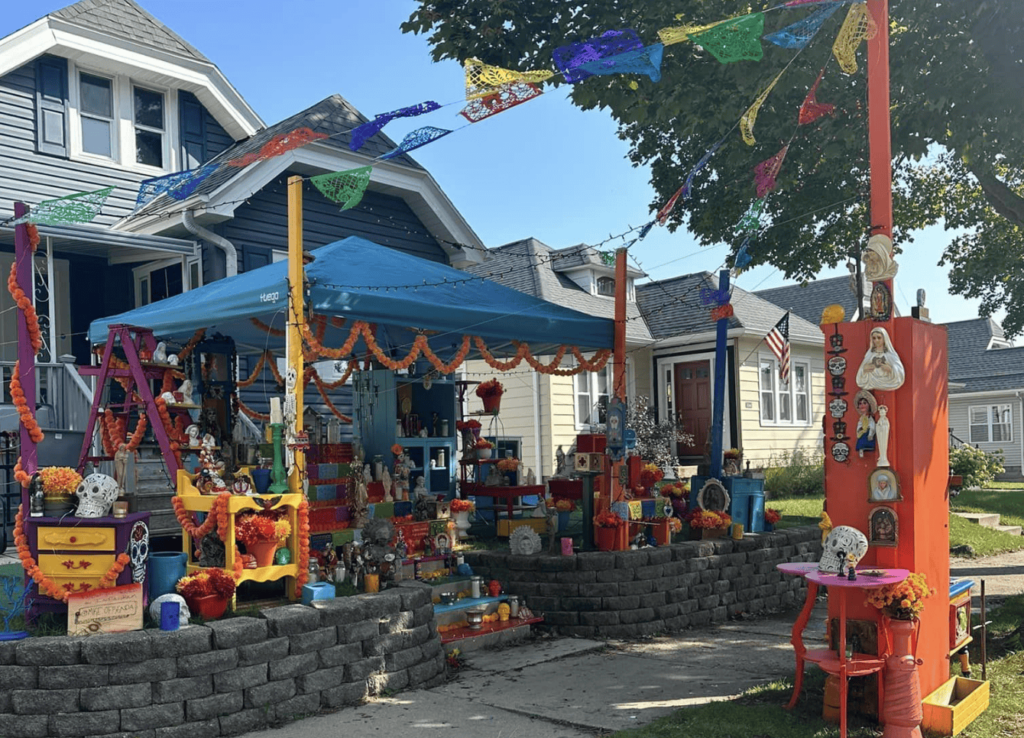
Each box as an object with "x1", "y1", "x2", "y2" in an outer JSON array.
[{"x1": 67, "y1": 584, "x2": 143, "y2": 636}]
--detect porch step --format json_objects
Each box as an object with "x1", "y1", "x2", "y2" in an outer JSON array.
[
  {"x1": 994, "y1": 524, "x2": 1023, "y2": 536},
  {"x1": 953, "y1": 512, "x2": 1023, "y2": 536}
]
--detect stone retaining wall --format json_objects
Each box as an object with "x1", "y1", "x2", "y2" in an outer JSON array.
[
  {"x1": 0, "y1": 581, "x2": 444, "y2": 738},
  {"x1": 465, "y1": 526, "x2": 823, "y2": 638}
]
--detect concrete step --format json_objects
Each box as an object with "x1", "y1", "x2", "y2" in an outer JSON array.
[
  {"x1": 994, "y1": 524, "x2": 1023, "y2": 536},
  {"x1": 953, "y1": 512, "x2": 1002, "y2": 528}
]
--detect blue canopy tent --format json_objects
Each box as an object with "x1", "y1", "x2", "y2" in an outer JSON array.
[{"x1": 88, "y1": 236, "x2": 614, "y2": 358}]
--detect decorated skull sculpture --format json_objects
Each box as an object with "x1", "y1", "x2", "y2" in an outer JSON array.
[
  {"x1": 819, "y1": 525, "x2": 869, "y2": 574},
  {"x1": 75, "y1": 473, "x2": 120, "y2": 518},
  {"x1": 129, "y1": 521, "x2": 149, "y2": 584},
  {"x1": 149, "y1": 594, "x2": 190, "y2": 627}
]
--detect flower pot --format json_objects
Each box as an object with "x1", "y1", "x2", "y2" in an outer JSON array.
[
  {"x1": 186, "y1": 593, "x2": 229, "y2": 620},
  {"x1": 692, "y1": 526, "x2": 726, "y2": 541},
  {"x1": 557, "y1": 510, "x2": 571, "y2": 531},
  {"x1": 454, "y1": 510, "x2": 472, "y2": 540},
  {"x1": 883, "y1": 618, "x2": 924, "y2": 738},
  {"x1": 477, "y1": 448, "x2": 492, "y2": 460},
  {"x1": 481, "y1": 394, "x2": 501, "y2": 414},
  {"x1": 148, "y1": 552, "x2": 187, "y2": 601},
  {"x1": 246, "y1": 540, "x2": 280, "y2": 568},
  {"x1": 596, "y1": 526, "x2": 617, "y2": 551},
  {"x1": 364, "y1": 573, "x2": 380, "y2": 593}
]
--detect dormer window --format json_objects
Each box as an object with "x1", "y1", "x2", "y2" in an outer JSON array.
[
  {"x1": 80, "y1": 73, "x2": 114, "y2": 158},
  {"x1": 597, "y1": 276, "x2": 615, "y2": 296},
  {"x1": 133, "y1": 86, "x2": 165, "y2": 167}
]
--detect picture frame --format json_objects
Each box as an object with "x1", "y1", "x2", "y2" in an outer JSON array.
[
  {"x1": 868, "y1": 506, "x2": 898, "y2": 547},
  {"x1": 868, "y1": 467, "x2": 901, "y2": 503}
]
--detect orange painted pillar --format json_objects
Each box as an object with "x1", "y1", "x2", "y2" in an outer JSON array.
[{"x1": 823, "y1": 318, "x2": 950, "y2": 699}]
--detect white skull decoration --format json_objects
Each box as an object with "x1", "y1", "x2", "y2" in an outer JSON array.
[
  {"x1": 149, "y1": 594, "x2": 190, "y2": 627},
  {"x1": 129, "y1": 521, "x2": 149, "y2": 583},
  {"x1": 75, "y1": 473, "x2": 120, "y2": 518},
  {"x1": 819, "y1": 525, "x2": 869, "y2": 574}
]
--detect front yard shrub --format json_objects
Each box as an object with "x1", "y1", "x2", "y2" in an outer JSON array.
[
  {"x1": 950, "y1": 445, "x2": 1005, "y2": 488},
  {"x1": 764, "y1": 450, "x2": 824, "y2": 497}
]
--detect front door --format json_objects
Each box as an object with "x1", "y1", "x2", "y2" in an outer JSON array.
[{"x1": 674, "y1": 361, "x2": 711, "y2": 458}]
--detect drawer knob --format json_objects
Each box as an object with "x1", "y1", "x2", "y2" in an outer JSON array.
[{"x1": 69, "y1": 536, "x2": 77, "y2": 543}]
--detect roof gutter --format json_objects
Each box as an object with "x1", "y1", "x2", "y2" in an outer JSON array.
[{"x1": 182, "y1": 211, "x2": 237, "y2": 278}]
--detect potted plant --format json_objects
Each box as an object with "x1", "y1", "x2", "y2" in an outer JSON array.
[
  {"x1": 554, "y1": 498, "x2": 575, "y2": 531},
  {"x1": 496, "y1": 456, "x2": 520, "y2": 483},
  {"x1": 475, "y1": 439, "x2": 494, "y2": 460},
  {"x1": 456, "y1": 419, "x2": 482, "y2": 440},
  {"x1": 686, "y1": 509, "x2": 732, "y2": 540},
  {"x1": 37, "y1": 466, "x2": 82, "y2": 518},
  {"x1": 236, "y1": 511, "x2": 291, "y2": 567},
  {"x1": 476, "y1": 378, "x2": 504, "y2": 414},
  {"x1": 594, "y1": 511, "x2": 625, "y2": 551},
  {"x1": 451, "y1": 497, "x2": 475, "y2": 539},
  {"x1": 175, "y1": 568, "x2": 237, "y2": 620},
  {"x1": 660, "y1": 481, "x2": 690, "y2": 517},
  {"x1": 764, "y1": 508, "x2": 782, "y2": 532},
  {"x1": 723, "y1": 447, "x2": 743, "y2": 476},
  {"x1": 638, "y1": 463, "x2": 664, "y2": 494}
]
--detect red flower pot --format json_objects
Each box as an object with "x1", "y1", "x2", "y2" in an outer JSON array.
[
  {"x1": 481, "y1": 394, "x2": 501, "y2": 414},
  {"x1": 596, "y1": 527, "x2": 617, "y2": 551},
  {"x1": 187, "y1": 594, "x2": 229, "y2": 620},
  {"x1": 246, "y1": 540, "x2": 280, "y2": 568}
]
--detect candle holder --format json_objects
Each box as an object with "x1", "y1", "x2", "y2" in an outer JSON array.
[{"x1": 268, "y1": 423, "x2": 289, "y2": 494}]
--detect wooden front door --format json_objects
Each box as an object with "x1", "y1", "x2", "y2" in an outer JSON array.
[{"x1": 674, "y1": 361, "x2": 712, "y2": 458}]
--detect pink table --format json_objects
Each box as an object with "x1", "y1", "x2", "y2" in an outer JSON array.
[{"x1": 778, "y1": 563, "x2": 909, "y2": 738}]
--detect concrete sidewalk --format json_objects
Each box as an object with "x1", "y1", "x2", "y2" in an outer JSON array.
[{"x1": 234, "y1": 604, "x2": 828, "y2": 738}]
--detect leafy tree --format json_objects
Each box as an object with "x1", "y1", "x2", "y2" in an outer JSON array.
[
  {"x1": 625, "y1": 395, "x2": 693, "y2": 469},
  {"x1": 403, "y1": 1, "x2": 1024, "y2": 334}
]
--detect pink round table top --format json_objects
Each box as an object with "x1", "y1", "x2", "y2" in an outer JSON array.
[
  {"x1": 805, "y1": 567, "x2": 910, "y2": 589},
  {"x1": 777, "y1": 561, "x2": 819, "y2": 576}
]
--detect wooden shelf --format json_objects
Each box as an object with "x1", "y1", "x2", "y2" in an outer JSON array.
[
  {"x1": 440, "y1": 616, "x2": 543, "y2": 645},
  {"x1": 434, "y1": 595, "x2": 506, "y2": 615},
  {"x1": 167, "y1": 403, "x2": 201, "y2": 411}
]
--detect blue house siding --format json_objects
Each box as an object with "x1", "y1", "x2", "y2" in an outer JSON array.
[{"x1": 0, "y1": 57, "x2": 234, "y2": 223}]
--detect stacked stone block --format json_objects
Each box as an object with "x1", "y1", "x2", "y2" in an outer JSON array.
[
  {"x1": 465, "y1": 526, "x2": 823, "y2": 638},
  {"x1": 0, "y1": 581, "x2": 444, "y2": 738}
]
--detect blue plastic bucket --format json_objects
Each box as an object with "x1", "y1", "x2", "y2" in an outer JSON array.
[
  {"x1": 148, "y1": 552, "x2": 187, "y2": 601},
  {"x1": 251, "y1": 468, "x2": 271, "y2": 495}
]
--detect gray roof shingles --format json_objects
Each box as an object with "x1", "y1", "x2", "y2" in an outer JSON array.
[{"x1": 754, "y1": 275, "x2": 863, "y2": 326}]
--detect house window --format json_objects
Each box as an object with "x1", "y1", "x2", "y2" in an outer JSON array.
[
  {"x1": 134, "y1": 256, "x2": 201, "y2": 308},
  {"x1": 133, "y1": 86, "x2": 165, "y2": 167},
  {"x1": 576, "y1": 365, "x2": 613, "y2": 427},
  {"x1": 79, "y1": 73, "x2": 114, "y2": 158},
  {"x1": 969, "y1": 404, "x2": 1013, "y2": 444},
  {"x1": 759, "y1": 357, "x2": 811, "y2": 426},
  {"x1": 597, "y1": 276, "x2": 615, "y2": 296}
]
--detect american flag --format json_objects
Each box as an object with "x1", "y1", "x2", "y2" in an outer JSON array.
[{"x1": 766, "y1": 312, "x2": 791, "y2": 383}]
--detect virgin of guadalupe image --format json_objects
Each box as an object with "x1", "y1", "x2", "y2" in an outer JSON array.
[{"x1": 856, "y1": 327, "x2": 906, "y2": 391}]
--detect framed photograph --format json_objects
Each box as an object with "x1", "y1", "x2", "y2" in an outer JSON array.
[
  {"x1": 868, "y1": 506, "x2": 898, "y2": 547},
  {"x1": 868, "y1": 467, "x2": 901, "y2": 503}
]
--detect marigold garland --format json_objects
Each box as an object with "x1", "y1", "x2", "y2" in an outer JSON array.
[
  {"x1": 26, "y1": 223, "x2": 40, "y2": 250},
  {"x1": 295, "y1": 500, "x2": 311, "y2": 592},
  {"x1": 11, "y1": 363, "x2": 44, "y2": 444},
  {"x1": 172, "y1": 493, "x2": 231, "y2": 543},
  {"x1": 14, "y1": 457, "x2": 31, "y2": 487},
  {"x1": 474, "y1": 336, "x2": 528, "y2": 370},
  {"x1": 15, "y1": 506, "x2": 131, "y2": 603},
  {"x1": 236, "y1": 395, "x2": 271, "y2": 422},
  {"x1": 7, "y1": 263, "x2": 42, "y2": 354},
  {"x1": 417, "y1": 333, "x2": 472, "y2": 374},
  {"x1": 153, "y1": 397, "x2": 182, "y2": 468},
  {"x1": 307, "y1": 369, "x2": 354, "y2": 422},
  {"x1": 251, "y1": 317, "x2": 286, "y2": 337},
  {"x1": 176, "y1": 329, "x2": 206, "y2": 362},
  {"x1": 300, "y1": 320, "x2": 362, "y2": 360}
]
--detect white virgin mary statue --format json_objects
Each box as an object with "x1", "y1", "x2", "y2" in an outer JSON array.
[{"x1": 856, "y1": 326, "x2": 906, "y2": 391}]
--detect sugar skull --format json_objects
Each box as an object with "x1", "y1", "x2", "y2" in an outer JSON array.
[
  {"x1": 75, "y1": 473, "x2": 120, "y2": 518},
  {"x1": 149, "y1": 593, "x2": 190, "y2": 627},
  {"x1": 819, "y1": 525, "x2": 869, "y2": 574},
  {"x1": 129, "y1": 521, "x2": 149, "y2": 583}
]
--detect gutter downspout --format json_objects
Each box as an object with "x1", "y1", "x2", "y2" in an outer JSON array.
[
  {"x1": 182, "y1": 210, "x2": 238, "y2": 277},
  {"x1": 533, "y1": 371, "x2": 543, "y2": 481}
]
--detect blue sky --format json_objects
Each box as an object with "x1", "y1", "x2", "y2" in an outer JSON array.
[{"x1": 9, "y1": 0, "x2": 997, "y2": 328}]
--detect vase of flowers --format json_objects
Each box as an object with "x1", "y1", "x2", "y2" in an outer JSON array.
[
  {"x1": 723, "y1": 448, "x2": 742, "y2": 476},
  {"x1": 175, "y1": 568, "x2": 237, "y2": 620},
  {"x1": 457, "y1": 419, "x2": 483, "y2": 441},
  {"x1": 594, "y1": 511, "x2": 625, "y2": 551},
  {"x1": 496, "y1": 457, "x2": 520, "y2": 484},
  {"x1": 38, "y1": 466, "x2": 82, "y2": 518},
  {"x1": 686, "y1": 509, "x2": 732, "y2": 540},
  {"x1": 451, "y1": 498, "x2": 474, "y2": 539},
  {"x1": 660, "y1": 481, "x2": 690, "y2": 517},
  {"x1": 638, "y1": 463, "x2": 664, "y2": 495},
  {"x1": 236, "y1": 511, "x2": 291, "y2": 567},
  {"x1": 475, "y1": 439, "x2": 494, "y2": 460},
  {"x1": 476, "y1": 378, "x2": 504, "y2": 414},
  {"x1": 764, "y1": 508, "x2": 782, "y2": 532},
  {"x1": 555, "y1": 498, "x2": 575, "y2": 531},
  {"x1": 866, "y1": 572, "x2": 935, "y2": 738}
]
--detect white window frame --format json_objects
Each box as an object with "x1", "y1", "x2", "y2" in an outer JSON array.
[
  {"x1": 575, "y1": 364, "x2": 614, "y2": 430},
  {"x1": 73, "y1": 69, "x2": 117, "y2": 163},
  {"x1": 758, "y1": 355, "x2": 812, "y2": 427},
  {"x1": 969, "y1": 404, "x2": 1013, "y2": 444},
  {"x1": 132, "y1": 83, "x2": 166, "y2": 169},
  {"x1": 133, "y1": 255, "x2": 201, "y2": 308},
  {"x1": 596, "y1": 276, "x2": 615, "y2": 297}
]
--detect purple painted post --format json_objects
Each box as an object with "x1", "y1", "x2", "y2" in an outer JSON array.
[{"x1": 14, "y1": 202, "x2": 37, "y2": 511}]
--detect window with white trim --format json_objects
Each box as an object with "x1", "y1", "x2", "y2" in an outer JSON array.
[
  {"x1": 79, "y1": 72, "x2": 115, "y2": 158},
  {"x1": 575, "y1": 365, "x2": 613, "y2": 428},
  {"x1": 759, "y1": 357, "x2": 811, "y2": 426},
  {"x1": 969, "y1": 404, "x2": 1012, "y2": 444},
  {"x1": 596, "y1": 276, "x2": 615, "y2": 296},
  {"x1": 133, "y1": 85, "x2": 165, "y2": 167}
]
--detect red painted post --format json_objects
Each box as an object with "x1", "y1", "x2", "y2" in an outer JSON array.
[{"x1": 867, "y1": 0, "x2": 893, "y2": 244}]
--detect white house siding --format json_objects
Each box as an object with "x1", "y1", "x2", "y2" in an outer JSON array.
[
  {"x1": 734, "y1": 336, "x2": 825, "y2": 467},
  {"x1": 632, "y1": 347, "x2": 654, "y2": 404},
  {"x1": 949, "y1": 393, "x2": 1024, "y2": 475},
  {"x1": 464, "y1": 361, "x2": 544, "y2": 477}
]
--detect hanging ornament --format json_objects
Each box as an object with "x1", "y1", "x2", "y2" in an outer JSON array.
[
  {"x1": 637, "y1": 221, "x2": 655, "y2": 241},
  {"x1": 740, "y1": 70, "x2": 785, "y2": 146},
  {"x1": 689, "y1": 14, "x2": 765, "y2": 64},
  {"x1": 735, "y1": 198, "x2": 767, "y2": 236},
  {"x1": 459, "y1": 81, "x2": 542, "y2": 123},
  {"x1": 799, "y1": 65, "x2": 836, "y2": 124},
  {"x1": 753, "y1": 145, "x2": 790, "y2": 198},
  {"x1": 656, "y1": 140, "x2": 723, "y2": 225},
  {"x1": 553, "y1": 29, "x2": 643, "y2": 83},
  {"x1": 576, "y1": 43, "x2": 665, "y2": 83},
  {"x1": 136, "y1": 164, "x2": 216, "y2": 208},
  {"x1": 379, "y1": 127, "x2": 453, "y2": 160},
  {"x1": 464, "y1": 58, "x2": 554, "y2": 100},
  {"x1": 763, "y1": 4, "x2": 842, "y2": 49},
  {"x1": 310, "y1": 166, "x2": 373, "y2": 211},
  {"x1": 832, "y1": 3, "x2": 878, "y2": 75},
  {"x1": 657, "y1": 20, "x2": 724, "y2": 47},
  {"x1": 735, "y1": 239, "x2": 754, "y2": 270},
  {"x1": 227, "y1": 128, "x2": 328, "y2": 168},
  {"x1": 349, "y1": 101, "x2": 441, "y2": 152},
  {"x1": 11, "y1": 186, "x2": 114, "y2": 226}
]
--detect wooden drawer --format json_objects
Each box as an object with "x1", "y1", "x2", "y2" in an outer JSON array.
[
  {"x1": 37, "y1": 527, "x2": 116, "y2": 552},
  {"x1": 37, "y1": 554, "x2": 116, "y2": 598}
]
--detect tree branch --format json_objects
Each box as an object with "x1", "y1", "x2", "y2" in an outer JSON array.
[{"x1": 969, "y1": 165, "x2": 1024, "y2": 228}]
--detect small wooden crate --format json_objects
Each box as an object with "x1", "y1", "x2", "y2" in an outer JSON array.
[
  {"x1": 922, "y1": 677, "x2": 989, "y2": 736},
  {"x1": 497, "y1": 518, "x2": 548, "y2": 537}
]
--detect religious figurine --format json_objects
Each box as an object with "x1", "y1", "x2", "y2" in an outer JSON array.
[
  {"x1": 352, "y1": 477, "x2": 369, "y2": 529},
  {"x1": 394, "y1": 449, "x2": 412, "y2": 502},
  {"x1": 186, "y1": 424, "x2": 201, "y2": 448},
  {"x1": 461, "y1": 430, "x2": 477, "y2": 461},
  {"x1": 362, "y1": 464, "x2": 372, "y2": 486},
  {"x1": 862, "y1": 234, "x2": 898, "y2": 282},
  {"x1": 526, "y1": 468, "x2": 536, "y2": 486},
  {"x1": 382, "y1": 466, "x2": 393, "y2": 503},
  {"x1": 869, "y1": 467, "x2": 899, "y2": 502},
  {"x1": 413, "y1": 475, "x2": 428, "y2": 498},
  {"x1": 323, "y1": 547, "x2": 340, "y2": 581},
  {"x1": 29, "y1": 473, "x2": 44, "y2": 517},
  {"x1": 853, "y1": 390, "x2": 878, "y2": 458},
  {"x1": 152, "y1": 341, "x2": 168, "y2": 364},
  {"x1": 432, "y1": 412, "x2": 440, "y2": 438},
  {"x1": 484, "y1": 465, "x2": 504, "y2": 487},
  {"x1": 554, "y1": 445, "x2": 567, "y2": 477},
  {"x1": 178, "y1": 379, "x2": 193, "y2": 401},
  {"x1": 869, "y1": 506, "x2": 898, "y2": 546},
  {"x1": 876, "y1": 405, "x2": 891, "y2": 466},
  {"x1": 855, "y1": 327, "x2": 905, "y2": 391},
  {"x1": 201, "y1": 433, "x2": 217, "y2": 451}
]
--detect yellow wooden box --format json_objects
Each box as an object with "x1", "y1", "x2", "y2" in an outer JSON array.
[
  {"x1": 38, "y1": 553, "x2": 115, "y2": 597},
  {"x1": 497, "y1": 518, "x2": 548, "y2": 537},
  {"x1": 922, "y1": 677, "x2": 990, "y2": 736},
  {"x1": 37, "y1": 527, "x2": 115, "y2": 552}
]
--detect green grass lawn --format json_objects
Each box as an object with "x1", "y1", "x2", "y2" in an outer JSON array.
[
  {"x1": 953, "y1": 487, "x2": 1024, "y2": 528},
  {"x1": 981, "y1": 480, "x2": 1024, "y2": 491}
]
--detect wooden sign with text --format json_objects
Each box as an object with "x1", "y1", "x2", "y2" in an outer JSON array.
[{"x1": 67, "y1": 584, "x2": 143, "y2": 636}]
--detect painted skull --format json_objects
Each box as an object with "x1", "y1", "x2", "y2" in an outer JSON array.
[
  {"x1": 831, "y1": 442, "x2": 850, "y2": 463},
  {"x1": 75, "y1": 473, "x2": 120, "y2": 518},
  {"x1": 149, "y1": 593, "x2": 190, "y2": 627},
  {"x1": 819, "y1": 525, "x2": 869, "y2": 573},
  {"x1": 129, "y1": 521, "x2": 149, "y2": 583}
]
